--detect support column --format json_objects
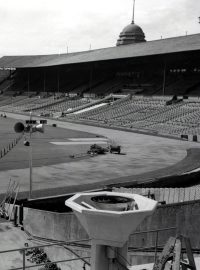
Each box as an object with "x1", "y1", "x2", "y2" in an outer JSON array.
[
  {"x1": 29, "y1": 112, "x2": 33, "y2": 199},
  {"x1": 162, "y1": 62, "x2": 166, "y2": 96},
  {"x1": 91, "y1": 241, "x2": 109, "y2": 270},
  {"x1": 89, "y1": 65, "x2": 93, "y2": 96},
  {"x1": 91, "y1": 241, "x2": 129, "y2": 270},
  {"x1": 57, "y1": 67, "x2": 60, "y2": 94},
  {"x1": 43, "y1": 70, "x2": 46, "y2": 94},
  {"x1": 27, "y1": 71, "x2": 30, "y2": 95}
]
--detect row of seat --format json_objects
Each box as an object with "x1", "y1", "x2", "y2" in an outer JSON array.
[
  {"x1": 66, "y1": 96, "x2": 200, "y2": 136},
  {"x1": 1, "y1": 92, "x2": 200, "y2": 136}
]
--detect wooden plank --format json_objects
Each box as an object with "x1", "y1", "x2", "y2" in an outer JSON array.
[
  {"x1": 172, "y1": 238, "x2": 181, "y2": 270},
  {"x1": 81, "y1": 201, "x2": 96, "y2": 209},
  {"x1": 184, "y1": 237, "x2": 196, "y2": 270},
  {"x1": 181, "y1": 262, "x2": 188, "y2": 270},
  {"x1": 153, "y1": 237, "x2": 176, "y2": 270},
  {"x1": 181, "y1": 261, "x2": 193, "y2": 270}
]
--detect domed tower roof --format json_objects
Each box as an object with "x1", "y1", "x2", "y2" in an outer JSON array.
[
  {"x1": 116, "y1": 22, "x2": 146, "y2": 46},
  {"x1": 116, "y1": 0, "x2": 146, "y2": 46}
]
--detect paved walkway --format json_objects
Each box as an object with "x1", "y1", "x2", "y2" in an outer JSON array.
[{"x1": 0, "y1": 222, "x2": 36, "y2": 269}]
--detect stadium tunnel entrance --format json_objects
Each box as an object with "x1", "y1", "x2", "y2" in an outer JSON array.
[{"x1": 21, "y1": 194, "x2": 74, "y2": 213}]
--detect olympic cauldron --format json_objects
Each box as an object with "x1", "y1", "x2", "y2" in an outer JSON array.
[{"x1": 65, "y1": 191, "x2": 157, "y2": 270}]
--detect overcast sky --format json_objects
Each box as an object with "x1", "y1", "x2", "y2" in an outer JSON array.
[{"x1": 0, "y1": 0, "x2": 199, "y2": 56}]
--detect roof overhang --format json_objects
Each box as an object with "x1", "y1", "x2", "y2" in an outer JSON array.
[{"x1": 0, "y1": 34, "x2": 200, "y2": 69}]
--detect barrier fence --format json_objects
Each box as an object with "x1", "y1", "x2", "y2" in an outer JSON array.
[
  {"x1": 0, "y1": 134, "x2": 23, "y2": 159},
  {"x1": 113, "y1": 185, "x2": 200, "y2": 204}
]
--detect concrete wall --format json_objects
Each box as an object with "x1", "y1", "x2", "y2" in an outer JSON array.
[
  {"x1": 23, "y1": 200, "x2": 200, "y2": 250},
  {"x1": 129, "y1": 200, "x2": 200, "y2": 250},
  {"x1": 23, "y1": 208, "x2": 88, "y2": 241}
]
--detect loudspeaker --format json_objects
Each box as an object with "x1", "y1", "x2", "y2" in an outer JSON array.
[
  {"x1": 14, "y1": 122, "x2": 25, "y2": 133},
  {"x1": 14, "y1": 122, "x2": 44, "y2": 133}
]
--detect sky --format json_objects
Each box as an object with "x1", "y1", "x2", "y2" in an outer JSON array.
[{"x1": 0, "y1": 0, "x2": 199, "y2": 56}]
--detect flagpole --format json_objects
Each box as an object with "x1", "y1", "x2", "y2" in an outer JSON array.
[{"x1": 132, "y1": 0, "x2": 135, "y2": 23}]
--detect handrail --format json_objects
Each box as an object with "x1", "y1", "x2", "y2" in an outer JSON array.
[
  {"x1": 24, "y1": 229, "x2": 91, "y2": 266},
  {"x1": 130, "y1": 226, "x2": 177, "y2": 264},
  {"x1": 7, "y1": 256, "x2": 91, "y2": 270},
  {"x1": 130, "y1": 226, "x2": 176, "y2": 235},
  {"x1": 0, "y1": 238, "x2": 91, "y2": 270},
  {"x1": 0, "y1": 238, "x2": 90, "y2": 254}
]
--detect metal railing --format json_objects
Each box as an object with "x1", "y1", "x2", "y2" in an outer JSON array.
[
  {"x1": 0, "y1": 238, "x2": 91, "y2": 270},
  {"x1": 0, "y1": 227, "x2": 183, "y2": 269},
  {"x1": 130, "y1": 226, "x2": 177, "y2": 263}
]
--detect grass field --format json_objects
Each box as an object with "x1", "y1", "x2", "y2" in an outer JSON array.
[
  {"x1": 0, "y1": 112, "x2": 200, "y2": 198},
  {"x1": 0, "y1": 117, "x2": 19, "y2": 151},
  {"x1": 0, "y1": 116, "x2": 105, "y2": 170}
]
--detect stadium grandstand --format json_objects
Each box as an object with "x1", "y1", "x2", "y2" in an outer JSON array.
[{"x1": 0, "y1": 32, "x2": 200, "y2": 139}]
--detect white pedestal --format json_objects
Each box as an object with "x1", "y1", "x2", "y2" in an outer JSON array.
[{"x1": 91, "y1": 240, "x2": 129, "y2": 270}]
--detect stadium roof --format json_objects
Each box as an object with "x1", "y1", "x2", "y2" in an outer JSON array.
[{"x1": 0, "y1": 34, "x2": 200, "y2": 68}]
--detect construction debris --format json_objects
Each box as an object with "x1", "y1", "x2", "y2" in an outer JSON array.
[
  {"x1": 25, "y1": 247, "x2": 61, "y2": 270},
  {"x1": 0, "y1": 179, "x2": 20, "y2": 220}
]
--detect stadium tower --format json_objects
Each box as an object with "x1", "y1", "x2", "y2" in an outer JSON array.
[{"x1": 116, "y1": 0, "x2": 146, "y2": 46}]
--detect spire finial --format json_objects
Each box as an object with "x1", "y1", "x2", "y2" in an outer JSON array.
[{"x1": 132, "y1": 0, "x2": 135, "y2": 23}]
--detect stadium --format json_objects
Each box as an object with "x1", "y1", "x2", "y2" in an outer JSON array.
[{"x1": 0, "y1": 1, "x2": 200, "y2": 269}]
